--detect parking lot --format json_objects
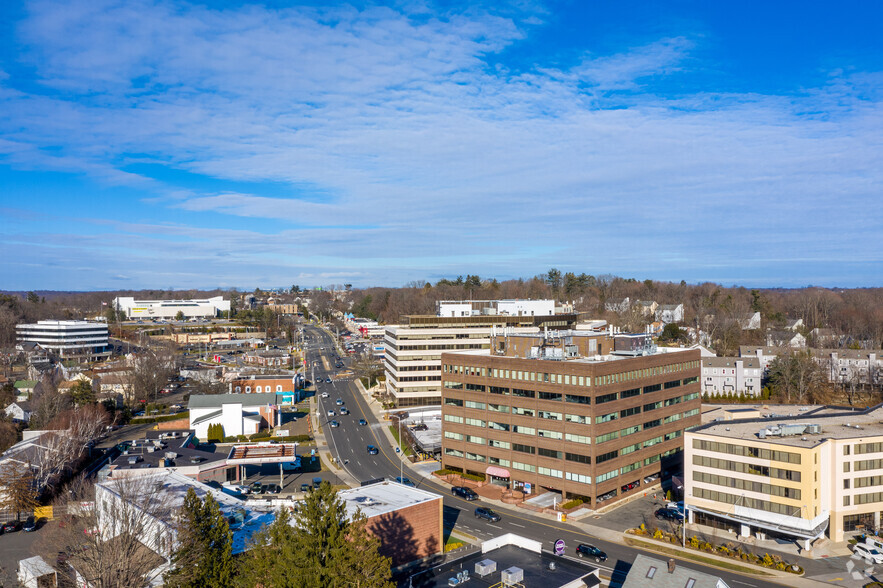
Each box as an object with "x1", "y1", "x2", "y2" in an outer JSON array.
[
  {"x1": 239, "y1": 454, "x2": 345, "y2": 496},
  {"x1": 0, "y1": 523, "x2": 42, "y2": 580}
]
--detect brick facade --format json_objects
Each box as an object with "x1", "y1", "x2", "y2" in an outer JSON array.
[
  {"x1": 440, "y1": 345, "x2": 700, "y2": 509},
  {"x1": 365, "y1": 498, "x2": 443, "y2": 568}
]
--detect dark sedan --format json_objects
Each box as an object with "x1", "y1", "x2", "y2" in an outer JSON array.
[
  {"x1": 451, "y1": 486, "x2": 478, "y2": 501},
  {"x1": 655, "y1": 508, "x2": 684, "y2": 521},
  {"x1": 2, "y1": 520, "x2": 22, "y2": 532},
  {"x1": 474, "y1": 507, "x2": 501, "y2": 522}
]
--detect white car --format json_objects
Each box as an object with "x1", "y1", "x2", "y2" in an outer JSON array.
[
  {"x1": 321, "y1": 392, "x2": 329, "y2": 398},
  {"x1": 327, "y1": 410, "x2": 335, "y2": 417},
  {"x1": 854, "y1": 543, "x2": 883, "y2": 564}
]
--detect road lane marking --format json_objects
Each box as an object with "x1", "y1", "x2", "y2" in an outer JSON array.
[{"x1": 509, "y1": 523, "x2": 525, "y2": 528}]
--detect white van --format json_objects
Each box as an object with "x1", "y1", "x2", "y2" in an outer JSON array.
[{"x1": 866, "y1": 536, "x2": 883, "y2": 551}]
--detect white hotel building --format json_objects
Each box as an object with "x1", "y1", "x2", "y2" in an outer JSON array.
[
  {"x1": 16, "y1": 320, "x2": 111, "y2": 361},
  {"x1": 112, "y1": 296, "x2": 231, "y2": 319}
]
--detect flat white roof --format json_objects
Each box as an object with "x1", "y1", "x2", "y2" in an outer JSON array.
[{"x1": 339, "y1": 481, "x2": 442, "y2": 519}]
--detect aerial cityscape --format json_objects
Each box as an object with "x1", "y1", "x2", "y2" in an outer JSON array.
[{"x1": 1, "y1": 1, "x2": 882, "y2": 588}]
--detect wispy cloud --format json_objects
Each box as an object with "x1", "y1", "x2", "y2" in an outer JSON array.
[{"x1": 0, "y1": 0, "x2": 881, "y2": 288}]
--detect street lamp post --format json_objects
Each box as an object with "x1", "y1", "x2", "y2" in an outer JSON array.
[{"x1": 399, "y1": 418, "x2": 403, "y2": 481}]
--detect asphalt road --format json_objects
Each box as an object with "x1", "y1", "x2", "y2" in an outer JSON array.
[{"x1": 303, "y1": 324, "x2": 829, "y2": 588}]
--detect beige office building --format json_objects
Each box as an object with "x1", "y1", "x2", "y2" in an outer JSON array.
[
  {"x1": 384, "y1": 309, "x2": 581, "y2": 407},
  {"x1": 686, "y1": 404, "x2": 883, "y2": 546}
]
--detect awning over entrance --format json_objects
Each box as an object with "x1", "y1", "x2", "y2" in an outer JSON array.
[
  {"x1": 486, "y1": 466, "x2": 510, "y2": 478},
  {"x1": 690, "y1": 505, "x2": 829, "y2": 540}
]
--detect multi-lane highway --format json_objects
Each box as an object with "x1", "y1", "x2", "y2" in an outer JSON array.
[{"x1": 302, "y1": 323, "x2": 826, "y2": 588}]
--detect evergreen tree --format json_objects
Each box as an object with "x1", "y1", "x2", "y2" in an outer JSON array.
[
  {"x1": 237, "y1": 483, "x2": 392, "y2": 588},
  {"x1": 166, "y1": 488, "x2": 233, "y2": 588},
  {"x1": 70, "y1": 381, "x2": 96, "y2": 406}
]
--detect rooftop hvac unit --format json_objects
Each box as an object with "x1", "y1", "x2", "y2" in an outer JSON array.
[
  {"x1": 164, "y1": 452, "x2": 177, "y2": 460},
  {"x1": 475, "y1": 559, "x2": 497, "y2": 577},
  {"x1": 501, "y1": 567, "x2": 524, "y2": 584},
  {"x1": 806, "y1": 424, "x2": 822, "y2": 434}
]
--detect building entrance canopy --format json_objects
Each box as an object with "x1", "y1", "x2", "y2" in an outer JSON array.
[
  {"x1": 691, "y1": 505, "x2": 829, "y2": 540},
  {"x1": 486, "y1": 466, "x2": 510, "y2": 478}
]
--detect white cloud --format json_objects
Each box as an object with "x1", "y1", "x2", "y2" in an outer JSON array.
[{"x1": 0, "y1": 0, "x2": 881, "y2": 288}]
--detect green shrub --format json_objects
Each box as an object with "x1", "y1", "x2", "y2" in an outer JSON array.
[
  {"x1": 223, "y1": 436, "x2": 237, "y2": 443},
  {"x1": 561, "y1": 499, "x2": 583, "y2": 510}
]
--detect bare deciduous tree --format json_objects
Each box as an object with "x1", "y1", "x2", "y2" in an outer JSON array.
[{"x1": 37, "y1": 475, "x2": 174, "y2": 588}]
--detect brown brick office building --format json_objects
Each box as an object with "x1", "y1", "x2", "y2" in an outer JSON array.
[{"x1": 440, "y1": 331, "x2": 700, "y2": 508}]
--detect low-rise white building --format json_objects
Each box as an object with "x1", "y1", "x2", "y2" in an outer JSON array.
[
  {"x1": 95, "y1": 471, "x2": 274, "y2": 558},
  {"x1": 112, "y1": 296, "x2": 230, "y2": 319},
  {"x1": 436, "y1": 299, "x2": 556, "y2": 317},
  {"x1": 16, "y1": 320, "x2": 110, "y2": 361},
  {"x1": 188, "y1": 393, "x2": 280, "y2": 439}
]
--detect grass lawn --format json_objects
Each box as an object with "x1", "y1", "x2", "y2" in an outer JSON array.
[{"x1": 388, "y1": 426, "x2": 413, "y2": 456}]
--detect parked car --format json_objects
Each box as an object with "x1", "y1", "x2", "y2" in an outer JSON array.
[
  {"x1": 395, "y1": 477, "x2": 415, "y2": 487},
  {"x1": 474, "y1": 507, "x2": 501, "y2": 522},
  {"x1": 366, "y1": 445, "x2": 379, "y2": 455},
  {"x1": 2, "y1": 520, "x2": 21, "y2": 532},
  {"x1": 655, "y1": 508, "x2": 683, "y2": 521},
  {"x1": 666, "y1": 501, "x2": 685, "y2": 514},
  {"x1": 855, "y1": 543, "x2": 883, "y2": 564},
  {"x1": 576, "y1": 544, "x2": 607, "y2": 562},
  {"x1": 358, "y1": 419, "x2": 368, "y2": 426},
  {"x1": 23, "y1": 517, "x2": 38, "y2": 532},
  {"x1": 250, "y1": 481, "x2": 264, "y2": 493},
  {"x1": 312, "y1": 477, "x2": 323, "y2": 489},
  {"x1": 300, "y1": 483, "x2": 311, "y2": 493},
  {"x1": 451, "y1": 486, "x2": 478, "y2": 501},
  {"x1": 264, "y1": 484, "x2": 282, "y2": 494}
]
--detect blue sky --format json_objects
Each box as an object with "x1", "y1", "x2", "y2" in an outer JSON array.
[{"x1": 1, "y1": 0, "x2": 881, "y2": 290}]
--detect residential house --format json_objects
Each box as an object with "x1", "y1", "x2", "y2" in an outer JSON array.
[
  {"x1": 785, "y1": 318, "x2": 804, "y2": 331},
  {"x1": 605, "y1": 297, "x2": 631, "y2": 313},
  {"x1": 13, "y1": 380, "x2": 39, "y2": 401},
  {"x1": 738, "y1": 312, "x2": 762, "y2": 330},
  {"x1": 766, "y1": 330, "x2": 806, "y2": 348},
  {"x1": 97, "y1": 373, "x2": 135, "y2": 400},
  {"x1": 4, "y1": 401, "x2": 32, "y2": 423},
  {"x1": 636, "y1": 300, "x2": 658, "y2": 317},
  {"x1": 655, "y1": 304, "x2": 685, "y2": 324},
  {"x1": 811, "y1": 328, "x2": 839, "y2": 347}
]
